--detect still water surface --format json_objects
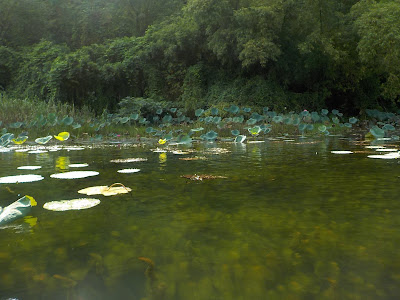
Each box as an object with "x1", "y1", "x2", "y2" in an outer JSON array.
[{"x1": 1, "y1": 137, "x2": 400, "y2": 299}]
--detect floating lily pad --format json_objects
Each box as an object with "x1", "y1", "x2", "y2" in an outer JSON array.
[
  {"x1": 117, "y1": 169, "x2": 141, "y2": 173},
  {"x1": 43, "y1": 198, "x2": 100, "y2": 211},
  {"x1": 331, "y1": 151, "x2": 353, "y2": 154},
  {"x1": 28, "y1": 150, "x2": 48, "y2": 154},
  {"x1": 78, "y1": 183, "x2": 132, "y2": 196},
  {"x1": 50, "y1": 171, "x2": 99, "y2": 179},
  {"x1": 368, "y1": 153, "x2": 400, "y2": 159},
  {"x1": 17, "y1": 166, "x2": 42, "y2": 170},
  {"x1": 375, "y1": 148, "x2": 398, "y2": 152},
  {"x1": 110, "y1": 158, "x2": 147, "y2": 163},
  {"x1": 68, "y1": 163, "x2": 89, "y2": 168},
  {"x1": 181, "y1": 174, "x2": 228, "y2": 181},
  {"x1": 0, "y1": 174, "x2": 44, "y2": 183}
]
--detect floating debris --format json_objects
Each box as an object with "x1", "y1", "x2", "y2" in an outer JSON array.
[
  {"x1": 78, "y1": 183, "x2": 132, "y2": 196},
  {"x1": 50, "y1": 171, "x2": 99, "y2": 179},
  {"x1": 64, "y1": 147, "x2": 85, "y2": 151},
  {"x1": 181, "y1": 174, "x2": 228, "y2": 181},
  {"x1": 110, "y1": 158, "x2": 147, "y2": 163},
  {"x1": 365, "y1": 145, "x2": 384, "y2": 149},
  {"x1": 204, "y1": 148, "x2": 231, "y2": 154},
  {"x1": 43, "y1": 198, "x2": 101, "y2": 211},
  {"x1": 117, "y1": 168, "x2": 141, "y2": 173},
  {"x1": 0, "y1": 174, "x2": 44, "y2": 184},
  {"x1": 171, "y1": 150, "x2": 190, "y2": 155},
  {"x1": 179, "y1": 156, "x2": 208, "y2": 161},
  {"x1": 247, "y1": 141, "x2": 265, "y2": 144}
]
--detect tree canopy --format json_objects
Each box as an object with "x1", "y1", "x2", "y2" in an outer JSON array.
[{"x1": 1, "y1": 0, "x2": 399, "y2": 114}]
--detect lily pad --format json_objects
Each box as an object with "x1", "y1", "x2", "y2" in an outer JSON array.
[
  {"x1": 78, "y1": 183, "x2": 132, "y2": 196},
  {"x1": 331, "y1": 151, "x2": 353, "y2": 154},
  {"x1": 0, "y1": 174, "x2": 44, "y2": 184},
  {"x1": 117, "y1": 169, "x2": 141, "y2": 173},
  {"x1": 50, "y1": 171, "x2": 99, "y2": 179},
  {"x1": 17, "y1": 166, "x2": 42, "y2": 170},
  {"x1": 68, "y1": 163, "x2": 89, "y2": 168},
  {"x1": 43, "y1": 198, "x2": 101, "y2": 211}
]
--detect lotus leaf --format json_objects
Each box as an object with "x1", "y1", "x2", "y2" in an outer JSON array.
[
  {"x1": 234, "y1": 135, "x2": 246, "y2": 143},
  {"x1": 176, "y1": 134, "x2": 192, "y2": 144},
  {"x1": 383, "y1": 124, "x2": 395, "y2": 131},
  {"x1": 158, "y1": 139, "x2": 167, "y2": 144},
  {"x1": 43, "y1": 198, "x2": 101, "y2": 211},
  {"x1": 146, "y1": 127, "x2": 154, "y2": 133},
  {"x1": 50, "y1": 171, "x2": 99, "y2": 179},
  {"x1": 311, "y1": 112, "x2": 320, "y2": 122},
  {"x1": 68, "y1": 163, "x2": 89, "y2": 168},
  {"x1": 331, "y1": 151, "x2": 353, "y2": 154},
  {"x1": 370, "y1": 126, "x2": 385, "y2": 138},
  {"x1": 0, "y1": 133, "x2": 14, "y2": 147},
  {"x1": 156, "y1": 108, "x2": 163, "y2": 114},
  {"x1": 120, "y1": 117, "x2": 130, "y2": 124},
  {"x1": 0, "y1": 195, "x2": 34, "y2": 225},
  {"x1": 9, "y1": 122, "x2": 23, "y2": 129},
  {"x1": 211, "y1": 108, "x2": 219, "y2": 115},
  {"x1": 195, "y1": 108, "x2": 204, "y2": 117},
  {"x1": 368, "y1": 153, "x2": 400, "y2": 159},
  {"x1": 62, "y1": 116, "x2": 74, "y2": 126},
  {"x1": 0, "y1": 174, "x2": 44, "y2": 183},
  {"x1": 72, "y1": 123, "x2": 82, "y2": 129},
  {"x1": 170, "y1": 108, "x2": 177, "y2": 113},
  {"x1": 130, "y1": 113, "x2": 139, "y2": 121},
  {"x1": 228, "y1": 105, "x2": 239, "y2": 114},
  {"x1": 190, "y1": 127, "x2": 204, "y2": 132},
  {"x1": 300, "y1": 110, "x2": 310, "y2": 117},
  {"x1": 349, "y1": 117, "x2": 358, "y2": 124},
  {"x1": 231, "y1": 129, "x2": 240, "y2": 136},
  {"x1": 318, "y1": 125, "x2": 327, "y2": 132},
  {"x1": 344, "y1": 123, "x2": 352, "y2": 128},
  {"x1": 12, "y1": 136, "x2": 28, "y2": 145},
  {"x1": 321, "y1": 109, "x2": 329, "y2": 115},
  {"x1": 332, "y1": 109, "x2": 339, "y2": 115},
  {"x1": 17, "y1": 166, "x2": 42, "y2": 170},
  {"x1": 35, "y1": 135, "x2": 53, "y2": 144},
  {"x1": 246, "y1": 118, "x2": 257, "y2": 125},
  {"x1": 272, "y1": 116, "x2": 283, "y2": 123},
  {"x1": 205, "y1": 130, "x2": 218, "y2": 141},
  {"x1": 117, "y1": 169, "x2": 141, "y2": 173},
  {"x1": 78, "y1": 183, "x2": 132, "y2": 196},
  {"x1": 54, "y1": 132, "x2": 70, "y2": 141},
  {"x1": 248, "y1": 126, "x2": 261, "y2": 136}
]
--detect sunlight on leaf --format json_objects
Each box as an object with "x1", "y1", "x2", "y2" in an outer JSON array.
[
  {"x1": 35, "y1": 135, "x2": 53, "y2": 145},
  {"x1": 78, "y1": 183, "x2": 132, "y2": 196},
  {"x1": 50, "y1": 171, "x2": 99, "y2": 179},
  {"x1": 54, "y1": 132, "x2": 70, "y2": 141},
  {"x1": 43, "y1": 198, "x2": 101, "y2": 211},
  {"x1": 0, "y1": 174, "x2": 44, "y2": 184}
]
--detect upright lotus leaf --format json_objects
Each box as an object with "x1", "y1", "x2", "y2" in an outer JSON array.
[
  {"x1": 146, "y1": 127, "x2": 154, "y2": 134},
  {"x1": 370, "y1": 126, "x2": 385, "y2": 138},
  {"x1": 234, "y1": 135, "x2": 246, "y2": 143},
  {"x1": 139, "y1": 117, "x2": 147, "y2": 124},
  {"x1": 0, "y1": 133, "x2": 14, "y2": 147},
  {"x1": 263, "y1": 128, "x2": 272, "y2": 134},
  {"x1": 35, "y1": 135, "x2": 53, "y2": 144},
  {"x1": 190, "y1": 127, "x2": 204, "y2": 132},
  {"x1": 72, "y1": 123, "x2": 82, "y2": 129},
  {"x1": 120, "y1": 117, "x2": 130, "y2": 124},
  {"x1": 162, "y1": 115, "x2": 172, "y2": 123},
  {"x1": 205, "y1": 130, "x2": 218, "y2": 141},
  {"x1": 0, "y1": 195, "x2": 33, "y2": 225},
  {"x1": 263, "y1": 107, "x2": 269, "y2": 114},
  {"x1": 178, "y1": 115, "x2": 186, "y2": 123},
  {"x1": 300, "y1": 110, "x2": 310, "y2": 117},
  {"x1": 233, "y1": 116, "x2": 244, "y2": 123},
  {"x1": 248, "y1": 126, "x2": 261, "y2": 136},
  {"x1": 62, "y1": 116, "x2": 74, "y2": 126},
  {"x1": 242, "y1": 107, "x2": 251, "y2": 113},
  {"x1": 164, "y1": 133, "x2": 173, "y2": 140},
  {"x1": 228, "y1": 105, "x2": 239, "y2": 114},
  {"x1": 12, "y1": 135, "x2": 28, "y2": 145},
  {"x1": 307, "y1": 124, "x2": 314, "y2": 130},
  {"x1": 298, "y1": 123, "x2": 307, "y2": 131},
  {"x1": 332, "y1": 117, "x2": 340, "y2": 124},
  {"x1": 176, "y1": 134, "x2": 192, "y2": 144},
  {"x1": 224, "y1": 117, "x2": 233, "y2": 123},
  {"x1": 130, "y1": 113, "x2": 139, "y2": 121},
  {"x1": 170, "y1": 108, "x2": 177, "y2": 113},
  {"x1": 54, "y1": 132, "x2": 70, "y2": 141},
  {"x1": 195, "y1": 108, "x2": 205, "y2": 117},
  {"x1": 272, "y1": 115, "x2": 283, "y2": 123},
  {"x1": 284, "y1": 117, "x2": 292, "y2": 125},
  {"x1": 349, "y1": 117, "x2": 358, "y2": 124},
  {"x1": 318, "y1": 125, "x2": 327, "y2": 132},
  {"x1": 156, "y1": 108, "x2": 163, "y2": 115},
  {"x1": 231, "y1": 129, "x2": 240, "y2": 136},
  {"x1": 321, "y1": 109, "x2": 329, "y2": 115},
  {"x1": 211, "y1": 108, "x2": 219, "y2": 115},
  {"x1": 383, "y1": 124, "x2": 395, "y2": 131},
  {"x1": 213, "y1": 116, "x2": 222, "y2": 124},
  {"x1": 47, "y1": 113, "x2": 58, "y2": 125},
  {"x1": 292, "y1": 117, "x2": 300, "y2": 126},
  {"x1": 332, "y1": 109, "x2": 339, "y2": 115},
  {"x1": 311, "y1": 112, "x2": 320, "y2": 122},
  {"x1": 344, "y1": 123, "x2": 352, "y2": 128},
  {"x1": 246, "y1": 118, "x2": 257, "y2": 125},
  {"x1": 9, "y1": 122, "x2": 23, "y2": 129}
]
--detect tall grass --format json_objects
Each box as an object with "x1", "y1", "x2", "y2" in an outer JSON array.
[{"x1": 0, "y1": 92, "x2": 93, "y2": 124}]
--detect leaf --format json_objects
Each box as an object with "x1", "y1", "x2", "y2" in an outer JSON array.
[
  {"x1": 35, "y1": 135, "x2": 53, "y2": 144},
  {"x1": 50, "y1": 171, "x2": 99, "y2": 179},
  {"x1": 234, "y1": 135, "x2": 247, "y2": 143},
  {"x1": 25, "y1": 195, "x2": 37, "y2": 207},
  {"x1": 54, "y1": 131, "x2": 70, "y2": 141},
  {"x1": 12, "y1": 136, "x2": 28, "y2": 145},
  {"x1": 43, "y1": 198, "x2": 101, "y2": 211},
  {"x1": 0, "y1": 174, "x2": 44, "y2": 184},
  {"x1": 158, "y1": 139, "x2": 166, "y2": 144},
  {"x1": 248, "y1": 126, "x2": 261, "y2": 136},
  {"x1": 78, "y1": 183, "x2": 132, "y2": 196}
]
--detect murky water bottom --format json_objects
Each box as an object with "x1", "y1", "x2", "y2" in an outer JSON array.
[{"x1": 1, "y1": 137, "x2": 400, "y2": 300}]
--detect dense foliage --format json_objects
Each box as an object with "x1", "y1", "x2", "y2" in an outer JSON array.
[{"x1": 1, "y1": 0, "x2": 399, "y2": 114}]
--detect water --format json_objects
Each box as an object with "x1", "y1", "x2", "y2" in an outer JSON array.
[{"x1": 1, "y1": 138, "x2": 400, "y2": 299}]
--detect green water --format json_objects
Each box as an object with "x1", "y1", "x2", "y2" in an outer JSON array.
[{"x1": 1, "y1": 138, "x2": 400, "y2": 300}]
